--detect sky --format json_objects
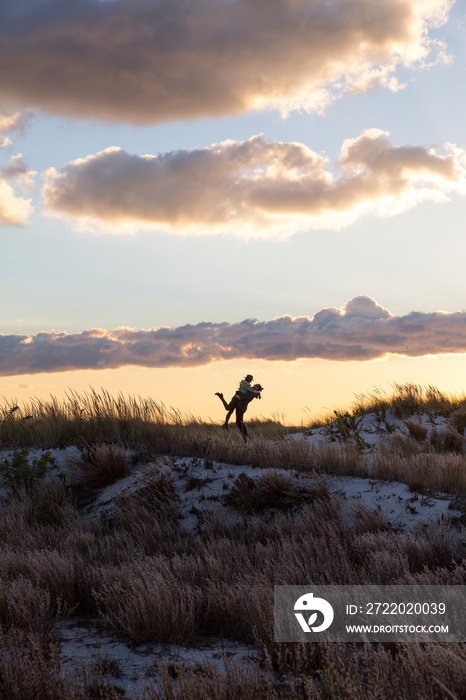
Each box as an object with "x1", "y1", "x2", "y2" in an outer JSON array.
[{"x1": 1, "y1": 0, "x2": 466, "y2": 424}]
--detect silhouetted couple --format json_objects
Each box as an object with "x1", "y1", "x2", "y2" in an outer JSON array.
[{"x1": 215, "y1": 374, "x2": 263, "y2": 441}]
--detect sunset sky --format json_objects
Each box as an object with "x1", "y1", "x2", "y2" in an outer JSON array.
[{"x1": 1, "y1": 0, "x2": 466, "y2": 424}]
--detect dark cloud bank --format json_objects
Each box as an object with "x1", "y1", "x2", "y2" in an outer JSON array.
[
  {"x1": 2, "y1": 297, "x2": 466, "y2": 376},
  {"x1": 0, "y1": 0, "x2": 451, "y2": 123}
]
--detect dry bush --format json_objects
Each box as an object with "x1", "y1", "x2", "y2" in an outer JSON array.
[
  {"x1": 411, "y1": 519, "x2": 465, "y2": 568},
  {"x1": 390, "y1": 383, "x2": 448, "y2": 419},
  {"x1": 326, "y1": 641, "x2": 466, "y2": 700},
  {"x1": 386, "y1": 432, "x2": 422, "y2": 458},
  {"x1": 112, "y1": 508, "x2": 188, "y2": 558},
  {"x1": 247, "y1": 435, "x2": 315, "y2": 470},
  {"x1": 93, "y1": 499, "x2": 358, "y2": 644},
  {"x1": 186, "y1": 434, "x2": 279, "y2": 470},
  {"x1": 260, "y1": 640, "x2": 466, "y2": 700},
  {"x1": 145, "y1": 641, "x2": 466, "y2": 700},
  {"x1": 201, "y1": 499, "x2": 355, "y2": 592},
  {"x1": 227, "y1": 473, "x2": 267, "y2": 513},
  {"x1": 110, "y1": 461, "x2": 187, "y2": 556},
  {"x1": 0, "y1": 576, "x2": 66, "y2": 638},
  {"x1": 310, "y1": 442, "x2": 364, "y2": 476},
  {"x1": 226, "y1": 469, "x2": 328, "y2": 513},
  {"x1": 430, "y1": 426, "x2": 465, "y2": 454},
  {"x1": 313, "y1": 383, "x2": 466, "y2": 430},
  {"x1": 145, "y1": 655, "x2": 268, "y2": 700},
  {"x1": 70, "y1": 442, "x2": 131, "y2": 489},
  {"x1": 116, "y1": 460, "x2": 179, "y2": 512},
  {"x1": 232, "y1": 438, "x2": 280, "y2": 470},
  {"x1": 448, "y1": 407, "x2": 466, "y2": 435},
  {"x1": 400, "y1": 532, "x2": 446, "y2": 574},
  {"x1": 0, "y1": 487, "x2": 89, "y2": 554},
  {"x1": 404, "y1": 418, "x2": 428, "y2": 442},
  {"x1": 276, "y1": 435, "x2": 315, "y2": 468},
  {"x1": 353, "y1": 531, "x2": 410, "y2": 583},
  {"x1": 352, "y1": 522, "x2": 465, "y2": 581},
  {"x1": 0, "y1": 548, "x2": 76, "y2": 608},
  {"x1": 25, "y1": 477, "x2": 77, "y2": 528},
  {"x1": 406, "y1": 560, "x2": 466, "y2": 587},
  {"x1": 0, "y1": 630, "x2": 68, "y2": 700},
  {"x1": 202, "y1": 577, "x2": 273, "y2": 642},
  {"x1": 170, "y1": 432, "x2": 315, "y2": 472},
  {"x1": 350, "y1": 500, "x2": 390, "y2": 534},
  {"x1": 93, "y1": 561, "x2": 202, "y2": 644},
  {"x1": 0, "y1": 629, "x2": 125, "y2": 700},
  {"x1": 69, "y1": 654, "x2": 127, "y2": 700},
  {"x1": 371, "y1": 452, "x2": 466, "y2": 493}
]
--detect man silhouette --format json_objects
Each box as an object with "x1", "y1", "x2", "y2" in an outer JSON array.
[{"x1": 215, "y1": 374, "x2": 263, "y2": 437}]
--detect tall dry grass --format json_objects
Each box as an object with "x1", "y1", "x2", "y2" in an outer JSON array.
[
  {"x1": 0, "y1": 389, "x2": 297, "y2": 451},
  {"x1": 309, "y1": 383, "x2": 466, "y2": 436},
  {"x1": 0, "y1": 628, "x2": 127, "y2": 699},
  {"x1": 142, "y1": 642, "x2": 466, "y2": 700},
  {"x1": 0, "y1": 461, "x2": 463, "y2": 698},
  {"x1": 0, "y1": 389, "x2": 190, "y2": 450},
  {"x1": 371, "y1": 451, "x2": 466, "y2": 493},
  {"x1": 351, "y1": 382, "x2": 466, "y2": 421},
  {"x1": 0, "y1": 385, "x2": 465, "y2": 698}
]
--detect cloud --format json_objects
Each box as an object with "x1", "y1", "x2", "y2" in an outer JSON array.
[
  {"x1": 0, "y1": 110, "x2": 33, "y2": 136},
  {"x1": 0, "y1": 0, "x2": 452, "y2": 123},
  {"x1": 0, "y1": 155, "x2": 35, "y2": 226},
  {"x1": 42, "y1": 130, "x2": 466, "y2": 237},
  {"x1": 1, "y1": 153, "x2": 36, "y2": 191},
  {"x1": 0, "y1": 110, "x2": 35, "y2": 224},
  {"x1": 0, "y1": 179, "x2": 33, "y2": 225},
  {"x1": 3, "y1": 296, "x2": 466, "y2": 375}
]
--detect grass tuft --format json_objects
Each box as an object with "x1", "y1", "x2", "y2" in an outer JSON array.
[{"x1": 69, "y1": 442, "x2": 131, "y2": 490}]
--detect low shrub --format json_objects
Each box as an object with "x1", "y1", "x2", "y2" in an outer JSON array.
[
  {"x1": 0, "y1": 630, "x2": 66, "y2": 700},
  {"x1": 310, "y1": 442, "x2": 363, "y2": 475},
  {"x1": 0, "y1": 449, "x2": 53, "y2": 499},
  {"x1": 371, "y1": 452, "x2": 466, "y2": 493},
  {"x1": 430, "y1": 426, "x2": 464, "y2": 454},
  {"x1": 0, "y1": 576, "x2": 65, "y2": 638},
  {"x1": 93, "y1": 562, "x2": 202, "y2": 644},
  {"x1": 448, "y1": 408, "x2": 466, "y2": 435},
  {"x1": 145, "y1": 655, "x2": 266, "y2": 700},
  {"x1": 350, "y1": 500, "x2": 390, "y2": 534},
  {"x1": 226, "y1": 469, "x2": 328, "y2": 513},
  {"x1": 404, "y1": 418, "x2": 428, "y2": 442},
  {"x1": 70, "y1": 443, "x2": 131, "y2": 490},
  {"x1": 25, "y1": 477, "x2": 75, "y2": 528}
]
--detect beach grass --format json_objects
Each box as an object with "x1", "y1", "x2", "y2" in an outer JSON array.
[{"x1": 0, "y1": 385, "x2": 465, "y2": 697}]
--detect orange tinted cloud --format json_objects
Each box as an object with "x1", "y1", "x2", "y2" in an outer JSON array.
[
  {"x1": 42, "y1": 131, "x2": 465, "y2": 237},
  {"x1": 0, "y1": 111, "x2": 35, "y2": 224},
  {"x1": 2, "y1": 296, "x2": 466, "y2": 375},
  {"x1": 0, "y1": 0, "x2": 452, "y2": 123},
  {"x1": 0, "y1": 180, "x2": 32, "y2": 225},
  {"x1": 0, "y1": 110, "x2": 33, "y2": 136}
]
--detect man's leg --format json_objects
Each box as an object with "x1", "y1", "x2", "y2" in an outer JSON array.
[
  {"x1": 235, "y1": 408, "x2": 248, "y2": 442},
  {"x1": 223, "y1": 408, "x2": 233, "y2": 428}
]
